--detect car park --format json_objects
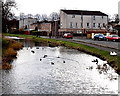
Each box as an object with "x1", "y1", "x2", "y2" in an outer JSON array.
[
  {"x1": 105, "y1": 35, "x2": 120, "y2": 41},
  {"x1": 63, "y1": 33, "x2": 73, "y2": 39},
  {"x1": 93, "y1": 34, "x2": 106, "y2": 41}
]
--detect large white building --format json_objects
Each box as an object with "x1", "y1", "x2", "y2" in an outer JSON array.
[
  {"x1": 19, "y1": 17, "x2": 37, "y2": 29},
  {"x1": 59, "y1": 9, "x2": 108, "y2": 33},
  {"x1": 118, "y1": 1, "x2": 120, "y2": 24}
]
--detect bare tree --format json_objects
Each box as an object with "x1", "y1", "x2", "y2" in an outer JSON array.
[
  {"x1": 27, "y1": 14, "x2": 33, "y2": 18},
  {"x1": 20, "y1": 12, "x2": 26, "y2": 19},
  {"x1": 2, "y1": 0, "x2": 17, "y2": 32},
  {"x1": 34, "y1": 14, "x2": 41, "y2": 21},
  {"x1": 49, "y1": 12, "x2": 60, "y2": 21},
  {"x1": 115, "y1": 14, "x2": 119, "y2": 23},
  {"x1": 41, "y1": 14, "x2": 48, "y2": 21}
]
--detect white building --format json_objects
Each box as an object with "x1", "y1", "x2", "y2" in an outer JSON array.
[
  {"x1": 118, "y1": 1, "x2": 120, "y2": 24},
  {"x1": 59, "y1": 9, "x2": 108, "y2": 33},
  {"x1": 19, "y1": 17, "x2": 37, "y2": 29}
]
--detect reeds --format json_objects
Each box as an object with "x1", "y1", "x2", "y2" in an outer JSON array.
[{"x1": 2, "y1": 38, "x2": 23, "y2": 70}]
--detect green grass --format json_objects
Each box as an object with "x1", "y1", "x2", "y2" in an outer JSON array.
[{"x1": 3, "y1": 33, "x2": 120, "y2": 74}]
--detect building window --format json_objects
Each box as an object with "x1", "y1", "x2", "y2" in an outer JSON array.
[
  {"x1": 102, "y1": 16, "x2": 103, "y2": 19},
  {"x1": 72, "y1": 15, "x2": 75, "y2": 18},
  {"x1": 98, "y1": 23, "x2": 100, "y2": 27},
  {"x1": 76, "y1": 23, "x2": 78, "y2": 28},
  {"x1": 93, "y1": 16, "x2": 95, "y2": 20},
  {"x1": 81, "y1": 23, "x2": 83, "y2": 28},
  {"x1": 103, "y1": 23, "x2": 106, "y2": 27},
  {"x1": 81, "y1": 16, "x2": 83, "y2": 20},
  {"x1": 93, "y1": 23, "x2": 95, "y2": 27},
  {"x1": 87, "y1": 23, "x2": 89, "y2": 28},
  {"x1": 70, "y1": 22, "x2": 73, "y2": 28}
]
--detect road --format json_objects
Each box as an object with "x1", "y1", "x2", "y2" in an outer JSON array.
[{"x1": 73, "y1": 37, "x2": 119, "y2": 50}]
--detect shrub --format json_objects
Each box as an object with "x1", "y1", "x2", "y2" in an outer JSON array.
[
  {"x1": 4, "y1": 48, "x2": 17, "y2": 57},
  {"x1": 10, "y1": 42, "x2": 23, "y2": 50},
  {"x1": 2, "y1": 63, "x2": 12, "y2": 69}
]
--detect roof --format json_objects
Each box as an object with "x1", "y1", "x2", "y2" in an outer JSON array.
[{"x1": 61, "y1": 9, "x2": 108, "y2": 16}]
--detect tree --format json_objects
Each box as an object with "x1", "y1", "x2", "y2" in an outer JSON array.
[
  {"x1": 27, "y1": 14, "x2": 33, "y2": 18},
  {"x1": 2, "y1": 0, "x2": 17, "y2": 32},
  {"x1": 114, "y1": 14, "x2": 119, "y2": 23},
  {"x1": 41, "y1": 14, "x2": 48, "y2": 21},
  {"x1": 34, "y1": 14, "x2": 41, "y2": 21},
  {"x1": 20, "y1": 12, "x2": 25, "y2": 20},
  {"x1": 49, "y1": 12, "x2": 60, "y2": 21}
]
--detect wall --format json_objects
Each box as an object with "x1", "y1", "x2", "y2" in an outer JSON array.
[
  {"x1": 19, "y1": 18, "x2": 37, "y2": 29},
  {"x1": 60, "y1": 10, "x2": 108, "y2": 30},
  {"x1": 118, "y1": 1, "x2": 120, "y2": 24}
]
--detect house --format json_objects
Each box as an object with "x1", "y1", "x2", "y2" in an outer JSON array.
[
  {"x1": 118, "y1": 1, "x2": 120, "y2": 24},
  {"x1": 19, "y1": 17, "x2": 37, "y2": 29},
  {"x1": 30, "y1": 20, "x2": 60, "y2": 36},
  {"x1": 59, "y1": 9, "x2": 108, "y2": 38}
]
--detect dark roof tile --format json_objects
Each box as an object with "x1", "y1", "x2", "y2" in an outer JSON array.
[{"x1": 61, "y1": 10, "x2": 108, "y2": 16}]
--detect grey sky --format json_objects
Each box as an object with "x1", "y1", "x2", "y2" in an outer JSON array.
[{"x1": 14, "y1": 0, "x2": 120, "y2": 17}]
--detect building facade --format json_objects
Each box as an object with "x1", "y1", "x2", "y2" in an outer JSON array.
[
  {"x1": 19, "y1": 17, "x2": 37, "y2": 29},
  {"x1": 30, "y1": 20, "x2": 59, "y2": 36},
  {"x1": 118, "y1": 1, "x2": 120, "y2": 24},
  {"x1": 59, "y1": 10, "x2": 108, "y2": 34}
]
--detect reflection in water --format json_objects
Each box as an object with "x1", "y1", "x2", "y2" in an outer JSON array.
[{"x1": 2, "y1": 40, "x2": 118, "y2": 94}]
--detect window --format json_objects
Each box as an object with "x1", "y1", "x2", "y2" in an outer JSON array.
[
  {"x1": 98, "y1": 23, "x2": 100, "y2": 27},
  {"x1": 103, "y1": 23, "x2": 106, "y2": 27},
  {"x1": 70, "y1": 22, "x2": 73, "y2": 28},
  {"x1": 72, "y1": 15, "x2": 75, "y2": 18},
  {"x1": 87, "y1": 23, "x2": 89, "y2": 28},
  {"x1": 93, "y1": 23, "x2": 95, "y2": 27},
  {"x1": 81, "y1": 16, "x2": 83, "y2": 20},
  {"x1": 76, "y1": 23, "x2": 78, "y2": 28},
  {"x1": 102, "y1": 16, "x2": 103, "y2": 19},
  {"x1": 93, "y1": 16, "x2": 95, "y2": 20},
  {"x1": 81, "y1": 23, "x2": 83, "y2": 28}
]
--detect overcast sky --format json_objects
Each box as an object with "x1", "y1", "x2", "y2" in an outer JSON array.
[{"x1": 14, "y1": 0, "x2": 120, "y2": 17}]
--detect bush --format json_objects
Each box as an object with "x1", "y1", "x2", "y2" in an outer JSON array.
[
  {"x1": 10, "y1": 42, "x2": 23, "y2": 50},
  {"x1": 4, "y1": 48, "x2": 17, "y2": 57},
  {"x1": 2, "y1": 38, "x2": 10, "y2": 48}
]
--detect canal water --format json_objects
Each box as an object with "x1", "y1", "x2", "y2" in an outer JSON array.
[{"x1": 2, "y1": 39, "x2": 118, "y2": 94}]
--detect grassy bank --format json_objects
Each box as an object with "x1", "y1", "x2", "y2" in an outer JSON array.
[
  {"x1": 4, "y1": 33, "x2": 120, "y2": 74},
  {"x1": 2, "y1": 38, "x2": 23, "y2": 69}
]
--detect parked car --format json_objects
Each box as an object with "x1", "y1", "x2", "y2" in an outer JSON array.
[
  {"x1": 63, "y1": 33, "x2": 73, "y2": 39},
  {"x1": 94, "y1": 34, "x2": 106, "y2": 41},
  {"x1": 105, "y1": 35, "x2": 120, "y2": 41}
]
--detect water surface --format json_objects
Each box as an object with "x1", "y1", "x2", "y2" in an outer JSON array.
[{"x1": 2, "y1": 40, "x2": 118, "y2": 94}]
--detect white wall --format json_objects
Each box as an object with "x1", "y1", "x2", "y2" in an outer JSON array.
[
  {"x1": 19, "y1": 18, "x2": 37, "y2": 29},
  {"x1": 60, "y1": 10, "x2": 108, "y2": 30},
  {"x1": 118, "y1": 1, "x2": 120, "y2": 24}
]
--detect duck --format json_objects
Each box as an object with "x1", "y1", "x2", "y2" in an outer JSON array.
[
  {"x1": 43, "y1": 55, "x2": 47, "y2": 58},
  {"x1": 110, "y1": 51, "x2": 117, "y2": 56},
  {"x1": 40, "y1": 58, "x2": 42, "y2": 61},
  {"x1": 31, "y1": 50, "x2": 35, "y2": 53},
  {"x1": 57, "y1": 56, "x2": 60, "y2": 58},
  {"x1": 92, "y1": 59, "x2": 98, "y2": 64},
  {"x1": 36, "y1": 47, "x2": 39, "y2": 49},
  {"x1": 51, "y1": 62, "x2": 54, "y2": 65},
  {"x1": 63, "y1": 61, "x2": 65, "y2": 63}
]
